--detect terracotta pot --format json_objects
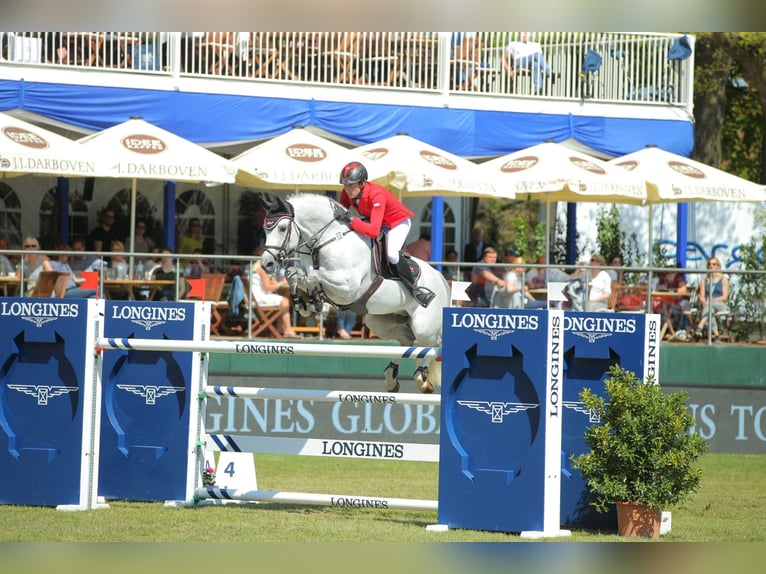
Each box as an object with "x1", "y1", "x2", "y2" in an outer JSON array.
[{"x1": 616, "y1": 501, "x2": 661, "y2": 538}]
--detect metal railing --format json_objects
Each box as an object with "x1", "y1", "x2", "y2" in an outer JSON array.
[{"x1": 1, "y1": 32, "x2": 693, "y2": 111}]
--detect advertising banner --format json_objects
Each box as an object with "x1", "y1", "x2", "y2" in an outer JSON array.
[
  {"x1": 0, "y1": 298, "x2": 100, "y2": 508},
  {"x1": 98, "y1": 300, "x2": 202, "y2": 502}
]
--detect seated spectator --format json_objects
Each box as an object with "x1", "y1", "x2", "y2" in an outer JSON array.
[
  {"x1": 248, "y1": 247, "x2": 299, "y2": 338},
  {"x1": 467, "y1": 247, "x2": 505, "y2": 307},
  {"x1": 608, "y1": 255, "x2": 625, "y2": 283},
  {"x1": 20, "y1": 236, "x2": 52, "y2": 295},
  {"x1": 185, "y1": 248, "x2": 209, "y2": 278},
  {"x1": 696, "y1": 257, "x2": 729, "y2": 343},
  {"x1": 656, "y1": 266, "x2": 690, "y2": 338},
  {"x1": 336, "y1": 307, "x2": 357, "y2": 340},
  {"x1": 503, "y1": 32, "x2": 553, "y2": 93},
  {"x1": 178, "y1": 217, "x2": 203, "y2": 255},
  {"x1": 151, "y1": 248, "x2": 178, "y2": 301},
  {"x1": 588, "y1": 254, "x2": 612, "y2": 311},
  {"x1": 405, "y1": 231, "x2": 431, "y2": 261},
  {"x1": 492, "y1": 255, "x2": 546, "y2": 309},
  {"x1": 128, "y1": 218, "x2": 155, "y2": 264},
  {"x1": 50, "y1": 244, "x2": 97, "y2": 298},
  {"x1": 441, "y1": 248, "x2": 460, "y2": 284},
  {"x1": 109, "y1": 240, "x2": 129, "y2": 279},
  {"x1": 69, "y1": 238, "x2": 98, "y2": 272}
]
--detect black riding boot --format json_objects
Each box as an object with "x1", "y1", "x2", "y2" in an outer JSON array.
[{"x1": 396, "y1": 255, "x2": 435, "y2": 308}]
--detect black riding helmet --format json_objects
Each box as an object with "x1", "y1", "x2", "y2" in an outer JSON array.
[{"x1": 339, "y1": 161, "x2": 368, "y2": 185}]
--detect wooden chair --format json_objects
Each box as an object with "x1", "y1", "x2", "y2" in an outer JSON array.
[
  {"x1": 182, "y1": 273, "x2": 232, "y2": 337},
  {"x1": 30, "y1": 271, "x2": 70, "y2": 298}
]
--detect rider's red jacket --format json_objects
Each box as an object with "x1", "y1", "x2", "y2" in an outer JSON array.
[{"x1": 340, "y1": 181, "x2": 414, "y2": 239}]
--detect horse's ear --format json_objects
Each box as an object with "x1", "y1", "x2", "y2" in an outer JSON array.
[{"x1": 266, "y1": 196, "x2": 293, "y2": 221}]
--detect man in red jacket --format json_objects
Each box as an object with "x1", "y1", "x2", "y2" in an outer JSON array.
[{"x1": 338, "y1": 161, "x2": 435, "y2": 307}]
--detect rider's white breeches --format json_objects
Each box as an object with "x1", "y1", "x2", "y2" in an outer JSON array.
[{"x1": 387, "y1": 219, "x2": 411, "y2": 264}]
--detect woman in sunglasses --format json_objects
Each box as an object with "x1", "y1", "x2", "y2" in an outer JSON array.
[{"x1": 696, "y1": 257, "x2": 729, "y2": 343}]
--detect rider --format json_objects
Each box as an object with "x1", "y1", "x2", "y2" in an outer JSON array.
[{"x1": 337, "y1": 161, "x2": 435, "y2": 308}]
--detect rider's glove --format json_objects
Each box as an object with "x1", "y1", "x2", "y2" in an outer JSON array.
[{"x1": 338, "y1": 210, "x2": 354, "y2": 224}]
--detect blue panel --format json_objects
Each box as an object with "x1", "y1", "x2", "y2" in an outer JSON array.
[
  {"x1": 439, "y1": 308, "x2": 549, "y2": 533},
  {"x1": 0, "y1": 79, "x2": 694, "y2": 158},
  {"x1": 0, "y1": 298, "x2": 89, "y2": 506},
  {"x1": 98, "y1": 301, "x2": 196, "y2": 502},
  {"x1": 559, "y1": 312, "x2": 657, "y2": 529}
]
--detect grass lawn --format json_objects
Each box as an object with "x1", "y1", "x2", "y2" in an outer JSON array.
[{"x1": 1, "y1": 452, "x2": 764, "y2": 543}]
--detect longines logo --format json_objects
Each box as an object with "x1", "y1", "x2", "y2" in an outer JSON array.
[
  {"x1": 8, "y1": 384, "x2": 78, "y2": 405},
  {"x1": 457, "y1": 400, "x2": 538, "y2": 423},
  {"x1": 117, "y1": 384, "x2": 185, "y2": 405},
  {"x1": 110, "y1": 304, "x2": 186, "y2": 331},
  {"x1": 449, "y1": 312, "x2": 539, "y2": 339},
  {"x1": 563, "y1": 400, "x2": 602, "y2": 423},
  {"x1": 0, "y1": 300, "x2": 80, "y2": 325},
  {"x1": 564, "y1": 315, "x2": 637, "y2": 342}
]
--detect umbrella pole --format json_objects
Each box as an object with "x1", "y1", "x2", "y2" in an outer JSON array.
[
  {"x1": 646, "y1": 203, "x2": 653, "y2": 313},
  {"x1": 129, "y1": 178, "x2": 137, "y2": 279}
]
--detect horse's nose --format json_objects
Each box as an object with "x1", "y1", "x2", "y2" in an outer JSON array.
[{"x1": 262, "y1": 259, "x2": 274, "y2": 273}]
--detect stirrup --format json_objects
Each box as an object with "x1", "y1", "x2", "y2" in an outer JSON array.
[{"x1": 413, "y1": 286, "x2": 435, "y2": 308}]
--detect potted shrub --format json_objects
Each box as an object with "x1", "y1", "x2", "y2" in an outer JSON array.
[{"x1": 570, "y1": 364, "x2": 707, "y2": 538}]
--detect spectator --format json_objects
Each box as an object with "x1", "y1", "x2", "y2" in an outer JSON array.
[
  {"x1": 656, "y1": 266, "x2": 690, "y2": 339},
  {"x1": 151, "y1": 248, "x2": 178, "y2": 301},
  {"x1": 468, "y1": 246, "x2": 505, "y2": 307},
  {"x1": 0, "y1": 234, "x2": 12, "y2": 275},
  {"x1": 696, "y1": 256, "x2": 729, "y2": 343},
  {"x1": 441, "y1": 248, "x2": 460, "y2": 284},
  {"x1": 336, "y1": 308, "x2": 357, "y2": 340},
  {"x1": 493, "y1": 247, "x2": 518, "y2": 277},
  {"x1": 242, "y1": 204, "x2": 267, "y2": 256},
  {"x1": 503, "y1": 32, "x2": 554, "y2": 93},
  {"x1": 405, "y1": 230, "x2": 431, "y2": 261},
  {"x1": 588, "y1": 253, "x2": 612, "y2": 311},
  {"x1": 50, "y1": 244, "x2": 97, "y2": 298},
  {"x1": 86, "y1": 208, "x2": 118, "y2": 254},
  {"x1": 492, "y1": 255, "x2": 546, "y2": 309},
  {"x1": 462, "y1": 226, "x2": 487, "y2": 264},
  {"x1": 178, "y1": 217, "x2": 203, "y2": 255},
  {"x1": 128, "y1": 218, "x2": 155, "y2": 263},
  {"x1": 69, "y1": 238, "x2": 98, "y2": 272},
  {"x1": 20, "y1": 236, "x2": 52, "y2": 295},
  {"x1": 109, "y1": 240, "x2": 129, "y2": 279},
  {"x1": 248, "y1": 247, "x2": 298, "y2": 338},
  {"x1": 608, "y1": 255, "x2": 625, "y2": 283},
  {"x1": 185, "y1": 248, "x2": 209, "y2": 278}
]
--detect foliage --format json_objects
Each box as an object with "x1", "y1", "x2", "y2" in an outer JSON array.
[
  {"x1": 594, "y1": 205, "x2": 642, "y2": 278},
  {"x1": 571, "y1": 365, "x2": 707, "y2": 512},
  {"x1": 476, "y1": 197, "x2": 544, "y2": 259},
  {"x1": 729, "y1": 239, "x2": 766, "y2": 342},
  {"x1": 509, "y1": 214, "x2": 529, "y2": 257}
]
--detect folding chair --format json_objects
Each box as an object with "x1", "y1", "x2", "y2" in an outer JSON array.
[
  {"x1": 30, "y1": 271, "x2": 70, "y2": 298},
  {"x1": 249, "y1": 298, "x2": 287, "y2": 339}
]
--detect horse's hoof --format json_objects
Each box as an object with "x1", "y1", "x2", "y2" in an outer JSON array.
[
  {"x1": 414, "y1": 366, "x2": 433, "y2": 394},
  {"x1": 384, "y1": 361, "x2": 400, "y2": 393}
]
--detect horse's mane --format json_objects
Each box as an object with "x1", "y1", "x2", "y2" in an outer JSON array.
[{"x1": 286, "y1": 192, "x2": 342, "y2": 211}]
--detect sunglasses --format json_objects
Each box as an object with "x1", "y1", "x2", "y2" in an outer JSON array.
[{"x1": 23, "y1": 244, "x2": 38, "y2": 249}]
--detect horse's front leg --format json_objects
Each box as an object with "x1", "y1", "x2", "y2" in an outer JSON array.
[
  {"x1": 285, "y1": 265, "x2": 313, "y2": 318},
  {"x1": 413, "y1": 358, "x2": 435, "y2": 394},
  {"x1": 384, "y1": 361, "x2": 400, "y2": 393}
]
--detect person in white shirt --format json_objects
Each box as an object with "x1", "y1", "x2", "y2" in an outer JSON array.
[
  {"x1": 588, "y1": 253, "x2": 612, "y2": 311},
  {"x1": 503, "y1": 32, "x2": 553, "y2": 93}
]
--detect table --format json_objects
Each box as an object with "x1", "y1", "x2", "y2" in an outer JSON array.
[
  {"x1": 651, "y1": 291, "x2": 691, "y2": 341},
  {"x1": 103, "y1": 279, "x2": 176, "y2": 301},
  {"x1": 0, "y1": 276, "x2": 20, "y2": 297},
  {"x1": 528, "y1": 288, "x2": 548, "y2": 301}
]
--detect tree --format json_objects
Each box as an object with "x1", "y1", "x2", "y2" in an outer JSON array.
[{"x1": 707, "y1": 32, "x2": 766, "y2": 184}]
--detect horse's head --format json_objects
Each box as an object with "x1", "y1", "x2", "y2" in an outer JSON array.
[{"x1": 262, "y1": 196, "x2": 297, "y2": 274}]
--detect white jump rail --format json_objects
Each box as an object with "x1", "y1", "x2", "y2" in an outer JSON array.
[
  {"x1": 97, "y1": 336, "x2": 442, "y2": 511},
  {"x1": 96, "y1": 338, "x2": 441, "y2": 361}
]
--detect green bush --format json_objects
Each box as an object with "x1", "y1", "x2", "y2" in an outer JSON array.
[{"x1": 571, "y1": 365, "x2": 707, "y2": 512}]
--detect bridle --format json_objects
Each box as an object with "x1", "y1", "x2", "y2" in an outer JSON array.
[{"x1": 263, "y1": 198, "x2": 353, "y2": 268}]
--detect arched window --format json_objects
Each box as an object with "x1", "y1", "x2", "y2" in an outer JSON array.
[
  {"x1": 39, "y1": 186, "x2": 91, "y2": 248},
  {"x1": 0, "y1": 182, "x2": 22, "y2": 248},
  {"x1": 419, "y1": 200, "x2": 456, "y2": 259}
]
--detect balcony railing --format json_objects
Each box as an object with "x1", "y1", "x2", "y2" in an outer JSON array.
[{"x1": 1, "y1": 32, "x2": 694, "y2": 110}]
